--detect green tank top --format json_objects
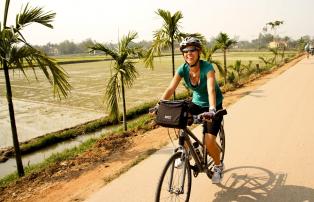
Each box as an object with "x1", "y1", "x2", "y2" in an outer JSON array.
[{"x1": 177, "y1": 60, "x2": 223, "y2": 108}]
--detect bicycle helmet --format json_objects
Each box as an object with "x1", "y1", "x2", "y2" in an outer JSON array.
[{"x1": 179, "y1": 37, "x2": 202, "y2": 52}]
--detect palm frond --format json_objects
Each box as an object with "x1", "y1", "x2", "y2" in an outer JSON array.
[
  {"x1": 16, "y1": 3, "x2": 55, "y2": 30},
  {"x1": 120, "y1": 61, "x2": 138, "y2": 87},
  {"x1": 215, "y1": 32, "x2": 237, "y2": 50},
  {"x1": 119, "y1": 31, "x2": 137, "y2": 52},
  {"x1": 212, "y1": 60, "x2": 224, "y2": 76},
  {"x1": 8, "y1": 45, "x2": 31, "y2": 78},
  {"x1": 105, "y1": 72, "x2": 120, "y2": 119},
  {"x1": 155, "y1": 9, "x2": 183, "y2": 45},
  {"x1": 0, "y1": 28, "x2": 18, "y2": 55},
  {"x1": 143, "y1": 33, "x2": 168, "y2": 69},
  {"x1": 143, "y1": 47, "x2": 155, "y2": 69},
  {"x1": 9, "y1": 45, "x2": 71, "y2": 98},
  {"x1": 89, "y1": 43, "x2": 119, "y2": 61}
]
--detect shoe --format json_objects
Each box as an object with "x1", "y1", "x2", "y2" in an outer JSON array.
[
  {"x1": 174, "y1": 158, "x2": 183, "y2": 169},
  {"x1": 212, "y1": 163, "x2": 224, "y2": 184}
]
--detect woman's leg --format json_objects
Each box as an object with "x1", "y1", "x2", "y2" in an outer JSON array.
[{"x1": 204, "y1": 133, "x2": 221, "y2": 165}]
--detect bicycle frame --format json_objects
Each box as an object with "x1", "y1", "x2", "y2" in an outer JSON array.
[
  {"x1": 178, "y1": 119, "x2": 225, "y2": 174},
  {"x1": 155, "y1": 108, "x2": 227, "y2": 201}
]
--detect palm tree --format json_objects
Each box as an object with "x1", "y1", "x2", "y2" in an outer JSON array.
[
  {"x1": 1, "y1": 1, "x2": 71, "y2": 177},
  {"x1": 144, "y1": 9, "x2": 183, "y2": 99},
  {"x1": 266, "y1": 20, "x2": 284, "y2": 41},
  {"x1": 90, "y1": 31, "x2": 142, "y2": 131},
  {"x1": 201, "y1": 44, "x2": 224, "y2": 78},
  {"x1": 215, "y1": 32, "x2": 237, "y2": 85}
]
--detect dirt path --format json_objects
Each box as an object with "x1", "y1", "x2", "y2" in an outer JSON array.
[{"x1": 0, "y1": 55, "x2": 305, "y2": 202}]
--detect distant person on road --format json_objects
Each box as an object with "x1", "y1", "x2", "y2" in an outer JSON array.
[
  {"x1": 310, "y1": 44, "x2": 314, "y2": 56},
  {"x1": 305, "y1": 43, "x2": 311, "y2": 58},
  {"x1": 157, "y1": 36, "x2": 224, "y2": 184}
]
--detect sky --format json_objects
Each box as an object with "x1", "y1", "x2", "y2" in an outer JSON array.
[{"x1": 2, "y1": 0, "x2": 314, "y2": 45}]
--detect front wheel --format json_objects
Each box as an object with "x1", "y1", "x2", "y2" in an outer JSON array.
[
  {"x1": 219, "y1": 126, "x2": 226, "y2": 162},
  {"x1": 155, "y1": 152, "x2": 192, "y2": 202}
]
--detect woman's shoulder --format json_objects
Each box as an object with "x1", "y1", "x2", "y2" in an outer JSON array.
[
  {"x1": 177, "y1": 63, "x2": 188, "y2": 76},
  {"x1": 200, "y1": 60, "x2": 214, "y2": 72}
]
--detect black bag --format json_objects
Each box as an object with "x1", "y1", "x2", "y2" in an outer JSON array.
[{"x1": 156, "y1": 100, "x2": 189, "y2": 129}]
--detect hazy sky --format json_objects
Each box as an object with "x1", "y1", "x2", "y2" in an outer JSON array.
[{"x1": 3, "y1": 0, "x2": 314, "y2": 45}]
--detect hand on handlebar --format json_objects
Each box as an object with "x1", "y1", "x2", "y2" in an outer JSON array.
[
  {"x1": 201, "y1": 109, "x2": 216, "y2": 120},
  {"x1": 149, "y1": 104, "x2": 159, "y2": 115},
  {"x1": 193, "y1": 109, "x2": 217, "y2": 124}
]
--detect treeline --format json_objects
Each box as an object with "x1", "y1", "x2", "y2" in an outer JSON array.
[{"x1": 34, "y1": 34, "x2": 312, "y2": 56}]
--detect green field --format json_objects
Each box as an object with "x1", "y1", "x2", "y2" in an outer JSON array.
[{"x1": 0, "y1": 51, "x2": 297, "y2": 113}]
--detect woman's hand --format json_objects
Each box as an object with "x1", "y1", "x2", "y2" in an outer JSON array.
[
  {"x1": 201, "y1": 109, "x2": 216, "y2": 120},
  {"x1": 149, "y1": 103, "x2": 159, "y2": 115}
]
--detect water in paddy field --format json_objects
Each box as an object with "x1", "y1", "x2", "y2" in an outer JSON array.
[
  {"x1": 0, "y1": 58, "x2": 185, "y2": 147},
  {"x1": 0, "y1": 57, "x2": 185, "y2": 178},
  {"x1": 0, "y1": 126, "x2": 111, "y2": 178}
]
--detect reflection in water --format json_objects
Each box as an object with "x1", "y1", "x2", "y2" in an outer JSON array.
[
  {"x1": 214, "y1": 166, "x2": 314, "y2": 201},
  {"x1": 0, "y1": 127, "x2": 108, "y2": 178}
]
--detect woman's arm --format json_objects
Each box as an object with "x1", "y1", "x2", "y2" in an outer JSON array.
[
  {"x1": 161, "y1": 73, "x2": 182, "y2": 100},
  {"x1": 207, "y1": 71, "x2": 216, "y2": 110}
]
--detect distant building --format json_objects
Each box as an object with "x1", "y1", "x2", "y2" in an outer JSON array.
[{"x1": 268, "y1": 41, "x2": 288, "y2": 49}]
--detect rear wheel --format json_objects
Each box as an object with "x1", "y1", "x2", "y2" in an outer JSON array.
[{"x1": 155, "y1": 152, "x2": 192, "y2": 202}]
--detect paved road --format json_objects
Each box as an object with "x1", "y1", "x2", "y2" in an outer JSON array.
[{"x1": 85, "y1": 57, "x2": 314, "y2": 202}]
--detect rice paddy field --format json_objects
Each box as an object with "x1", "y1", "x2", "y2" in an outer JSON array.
[{"x1": 0, "y1": 51, "x2": 297, "y2": 147}]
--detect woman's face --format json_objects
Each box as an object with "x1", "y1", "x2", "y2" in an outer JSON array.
[{"x1": 182, "y1": 46, "x2": 200, "y2": 66}]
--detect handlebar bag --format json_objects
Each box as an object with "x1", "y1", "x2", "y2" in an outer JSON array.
[{"x1": 156, "y1": 100, "x2": 189, "y2": 129}]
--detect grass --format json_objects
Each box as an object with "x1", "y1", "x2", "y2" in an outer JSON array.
[
  {"x1": 0, "y1": 91, "x2": 190, "y2": 158},
  {"x1": 0, "y1": 112, "x2": 157, "y2": 187},
  {"x1": 0, "y1": 137, "x2": 97, "y2": 187}
]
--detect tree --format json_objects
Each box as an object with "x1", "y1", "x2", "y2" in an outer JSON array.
[
  {"x1": 78, "y1": 38, "x2": 96, "y2": 53},
  {"x1": 144, "y1": 9, "x2": 183, "y2": 99},
  {"x1": 89, "y1": 31, "x2": 143, "y2": 131},
  {"x1": 202, "y1": 44, "x2": 223, "y2": 78},
  {"x1": 0, "y1": 1, "x2": 71, "y2": 177},
  {"x1": 58, "y1": 40, "x2": 80, "y2": 55},
  {"x1": 265, "y1": 20, "x2": 284, "y2": 41},
  {"x1": 297, "y1": 37, "x2": 307, "y2": 52},
  {"x1": 215, "y1": 32, "x2": 237, "y2": 85},
  {"x1": 264, "y1": 20, "x2": 285, "y2": 63}
]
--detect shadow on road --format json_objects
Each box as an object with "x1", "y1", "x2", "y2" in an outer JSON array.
[
  {"x1": 213, "y1": 166, "x2": 314, "y2": 201},
  {"x1": 247, "y1": 89, "x2": 265, "y2": 98}
]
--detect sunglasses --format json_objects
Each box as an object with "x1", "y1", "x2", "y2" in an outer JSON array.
[{"x1": 182, "y1": 46, "x2": 199, "y2": 53}]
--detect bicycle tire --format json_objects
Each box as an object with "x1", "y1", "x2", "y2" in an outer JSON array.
[
  {"x1": 155, "y1": 152, "x2": 192, "y2": 202},
  {"x1": 219, "y1": 125, "x2": 226, "y2": 162}
]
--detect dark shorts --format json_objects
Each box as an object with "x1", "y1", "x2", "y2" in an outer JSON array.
[{"x1": 188, "y1": 102, "x2": 223, "y2": 136}]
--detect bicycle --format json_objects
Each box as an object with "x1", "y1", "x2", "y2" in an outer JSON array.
[{"x1": 151, "y1": 104, "x2": 227, "y2": 202}]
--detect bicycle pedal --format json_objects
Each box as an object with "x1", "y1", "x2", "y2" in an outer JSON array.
[{"x1": 190, "y1": 165, "x2": 199, "y2": 177}]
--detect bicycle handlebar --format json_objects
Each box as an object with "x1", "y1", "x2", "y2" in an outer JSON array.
[
  {"x1": 149, "y1": 106, "x2": 158, "y2": 114},
  {"x1": 149, "y1": 106, "x2": 227, "y2": 123},
  {"x1": 192, "y1": 109, "x2": 227, "y2": 124}
]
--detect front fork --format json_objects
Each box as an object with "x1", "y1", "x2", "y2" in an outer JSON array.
[{"x1": 168, "y1": 131, "x2": 188, "y2": 194}]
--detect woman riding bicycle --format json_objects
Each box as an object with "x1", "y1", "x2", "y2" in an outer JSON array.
[{"x1": 158, "y1": 36, "x2": 224, "y2": 184}]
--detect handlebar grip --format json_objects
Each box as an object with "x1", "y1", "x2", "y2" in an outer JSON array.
[
  {"x1": 215, "y1": 109, "x2": 227, "y2": 117},
  {"x1": 193, "y1": 109, "x2": 227, "y2": 123},
  {"x1": 149, "y1": 107, "x2": 158, "y2": 114}
]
